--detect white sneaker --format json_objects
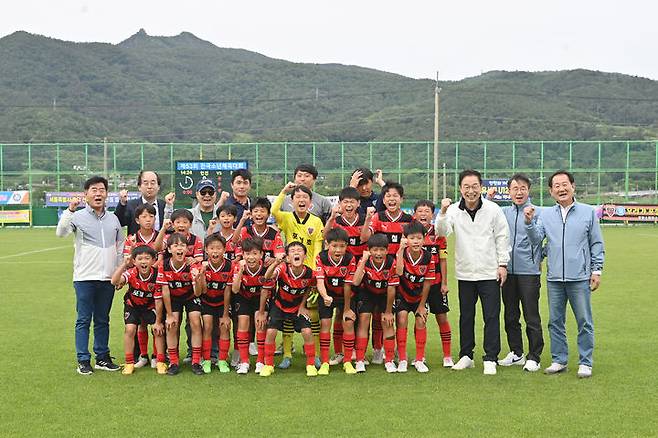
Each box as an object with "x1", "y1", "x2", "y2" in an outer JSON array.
[
  {"x1": 577, "y1": 364, "x2": 592, "y2": 378},
  {"x1": 443, "y1": 357, "x2": 454, "y2": 368},
  {"x1": 355, "y1": 361, "x2": 366, "y2": 373},
  {"x1": 411, "y1": 357, "x2": 426, "y2": 366},
  {"x1": 254, "y1": 362, "x2": 264, "y2": 374},
  {"x1": 329, "y1": 353, "x2": 344, "y2": 366},
  {"x1": 351, "y1": 350, "x2": 369, "y2": 365},
  {"x1": 372, "y1": 348, "x2": 384, "y2": 365},
  {"x1": 150, "y1": 357, "x2": 157, "y2": 369},
  {"x1": 544, "y1": 362, "x2": 568, "y2": 374},
  {"x1": 384, "y1": 361, "x2": 397, "y2": 373},
  {"x1": 236, "y1": 362, "x2": 250, "y2": 374},
  {"x1": 230, "y1": 350, "x2": 240, "y2": 367},
  {"x1": 134, "y1": 356, "x2": 149, "y2": 369},
  {"x1": 483, "y1": 360, "x2": 497, "y2": 375},
  {"x1": 523, "y1": 359, "x2": 541, "y2": 372},
  {"x1": 414, "y1": 361, "x2": 429, "y2": 373},
  {"x1": 498, "y1": 351, "x2": 526, "y2": 366},
  {"x1": 397, "y1": 360, "x2": 408, "y2": 373},
  {"x1": 451, "y1": 356, "x2": 475, "y2": 370},
  {"x1": 249, "y1": 342, "x2": 258, "y2": 356}
]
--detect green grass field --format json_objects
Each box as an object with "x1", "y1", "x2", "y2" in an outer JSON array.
[{"x1": 1, "y1": 227, "x2": 657, "y2": 437}]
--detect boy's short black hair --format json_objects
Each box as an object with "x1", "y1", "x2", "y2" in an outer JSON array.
[
  {"x1": 205, "y1": 232, "x2": 226, "y2": 248},
  {"x1": 414, "y1": 200, "x2": 435, "y2": 213},
  {"x1": 339, "y1": 187, "x2": 360, "y2": 201},
  {"x1": 459, "y1": 169, "x2": 482, "y2": 185},
  {"x1": 294, "y1": 163, "x2": 318, "y2": 179},
  {"x1": 403, "y1": 220, "x2": 425, "y2": 237},
  {"x1": 352, "y1": 168, "x2": 374, "y2": 186},
  {"x1": 286, "y1": 241, "x2": 307, "y2": 254},
  {"x1": 84, "y1": 176, "x2": 108, "y2": 191},
  {"x1": 508, "y1": 173, "x2": 532, "y2": 188},
  {"x1": 171, "y1": 209, "x2": 193, "y2": 223},
  {"x1": 241, "y1": 236, "x2": 264, "y2": 253},
  {"x1": 367, "y1": 233, "x2": 389, "y2": 249},
  {"x1": 382, "y1": 181, "x2": 404, "y2": 198},
  {"x1": 290, "y1": 184, "x2": 313, "y2": 200},
  {"x1": 251, "y1": 197, "x2": 271, "y2": 213},
  {"x1": 216, "y1": 204, "x2": 238, "y2": 217},
  {"x1": 232, "y1": 169, "x2": 252, "y2": 183},
  {"x1": 137, "y1": 170, "x2": 161, "y2": 187},
  {"x1": 325, "y1": 227, "x2": 349, "y2": 244},
  {"x1": 548, "y1": 170, "x2": 575, "y2": 187},
  {"x1": 135, "y1": 203, "x2": 156, "y2": 218},
  {"x1": 167, "y1": 232, "x2": 188, "y2": 247},
  {"x1": 131, "y1": 245, "x2": 157, "y2": 259}
]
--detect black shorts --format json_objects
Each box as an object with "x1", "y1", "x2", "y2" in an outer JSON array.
[
  {"x1": 318, "y1": 296, "x2": 357, "y2": 320},
  {"x1": 124, "y1": 304, "x2": 156, "y2": 325},
  {"x1": 427, "y1": 284, "x2": 450, "y2": 314},
  {"x1": 394, "y1": 295, "x2": 428, "y2": 314},
  {"x1": 267, "y1": 305, "x2": 312, "y2": 332},
  {"x1": 232, "y1": 294, "x2": 261, "y2": 317},
  {"x1": 356, "y1": 290, "x2": 388, "y2": 315},
  {"x1": 201, "y1": 302, "x2": 228, "y2": 318},
  {"x1": 171, "y1": 296, "x2": 202, "y2": 314}
]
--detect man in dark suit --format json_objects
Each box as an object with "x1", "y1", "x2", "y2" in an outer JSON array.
[{"x1": 115, "y1": 170, "x2": 175, "y2": 234}]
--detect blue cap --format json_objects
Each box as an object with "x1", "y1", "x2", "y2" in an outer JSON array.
[{"x1": 196, "y1": 178, "x2": 216, "y2": 192}]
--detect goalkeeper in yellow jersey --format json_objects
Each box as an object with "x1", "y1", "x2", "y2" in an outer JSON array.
[{"x1": 272, "y1": 182, "x2": 324, "y2": 369}]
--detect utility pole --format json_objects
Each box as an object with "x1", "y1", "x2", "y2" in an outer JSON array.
[{"x1": 432, "y1": 72, "x2": 441, "y2": 203}]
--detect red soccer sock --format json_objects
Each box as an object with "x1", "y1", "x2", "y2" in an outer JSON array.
[
  {"x1": 192, "y1": 346, "x2": 202, "y2": 365},
  {"x1": 137, "y1": 328, "x2": 149, "y2": 357},
  {"x1": 415, "y1": 327, "x2": 427, "y2": 361},
  {"x1": 333, "y1": 319, "x2": 343, "y2": 355},
  {"x1": 156, "y1": 352, "x2": 165, "y2": 363},
  {"x1": 202, "y1": 339, "x2": 212, "y2": 361},
  {"x1": 343, "y1": 332, "x2": 355, "y2": 363},
  {"x1": 372, "y1": 316, "x2": 383, "y2": 350},
  {"x1": 439, "y1": 321, "x2": 452, "y2": 358},
  {"x1": 256, "y1": 331, "x2": 266, "y2": 363},
  {"x1": 219, "y1": 339, "x2": 230, "y2": 361},
  {"x1": 237, "y1": 330, "x2": 250, "y2": 364},
  {"x1": 125, "y1": 352, "x2": 135, "y2": 365},
  {"x1": 396, "y1": 327, "x2": 408, "y2": 361},
  {"x1": 384, "y1": 338, "x2": 396, "y2": 363},
  {"x1": 356, "y1": 336, "x2": 368, "y2": 362},
  {"x1": 304, "y1": 343, "x2": 316, "y2": 366},
  {"x1": 319, "y1": 332, "x2": 331, "y2": 364},
  {"x1": 264, "y1": 342, "x2": 276, "y2": 366},
  {"x1": 168, "y1": 347, "x2": 179, "y2": 366}
]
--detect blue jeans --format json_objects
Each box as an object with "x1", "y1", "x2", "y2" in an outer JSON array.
[
  {"x1": 546, "y1": 281, "x2": 594, "y2": 367},
  {"x1": 73, "y1": 281, "x2": 115, "y2": 362}
]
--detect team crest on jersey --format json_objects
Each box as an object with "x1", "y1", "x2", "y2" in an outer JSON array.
[
  {"x1": 181, "y1": 273, "x2": 190, "y2": 281},
  {"x1": 419, "y1": 266, "x2": 427, "y2": 275},
  {"x1": 383, "y1": 271, "x2": 389, "y2": 280},
  {"x1": 147, "y1": 283, "x2": 155, "y2": 291},
  {"x1": 264, "y1": 239, "x2": 272, "y2": 247},
  {"x1": 258, "y1": 276, "x2": 267, "y2": 284},
  {"x1": 339, "y1": 267, "x2": 347, "y2": 276},
  {"x1": 307, "y1": 227, "x2": 314, "y2": 235},
  {"x1": 301, "y1": 279, "x2": 309, "y2": 287}
]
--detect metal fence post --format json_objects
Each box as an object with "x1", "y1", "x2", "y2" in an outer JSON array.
[
  {"x1": 454, "y1": 142, "x2": 459, "y2": 199},
  {"x1": 284, "y1": 142, "x2": 288, "y2": 182},
  {"x1": 255, "y1": 143, "x2": 260, "y2": 196},
  {"x1": 397, "y1": 142, "x2": 402, "y2": 183},
  {"x1": 540, "y1": 141, "x2": 544, "y2": 206},
  {"x1": 28, "y1": 144, "x2": 33, "y2": 227},
  {"x1": 625, "y1": 141, "x2": 630, "y2": 199},
  {"x1": 341, "y1": 142, "x2": 345, "y2": 187},
  {"x1": 483, "y1": 142, "x2": 488, "y2": 178},
  {"x1": 170, "y1": 144, "x2": 174, "y2": 192},
  {"x1": 426, "y1": 141, "x2": 431, "y2": 200},
  {"x1": 512, "y1": 141, "x2": 516, "y2": 170},
  {"x1": 56, "y1": 144, "x2": 61, "y2": 191},
  {"x1": 597, "y1": 142, "x2": 602, "y2": 205}
]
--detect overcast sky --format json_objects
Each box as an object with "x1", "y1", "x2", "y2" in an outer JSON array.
[{"x1": 1, "y1": 0, "x2": 656, "y2": 81}]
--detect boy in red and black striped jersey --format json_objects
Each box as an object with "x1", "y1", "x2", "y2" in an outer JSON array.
[
  {"x1": 154, "y1": 209, "x2": 204, "y2": 265},
  {"x1": 316, "y1": 228, "x2": 358, "y2": 375},
  {"x1": 208, "y1": 204, "x2": 250, "y2": 262},
  {"x1": 414, "y1": 200, "x2": 453, "y2": 367},
  {"x1": 260, "y1": 242, "x2": 317, "y2": 377},
  {"x1": 157, "y1": 232, "x2": 204, "y2": 376},
  {"x1": 194, "y1": 233, "x2": 233, "y2": 374},
  {"x1": 395, "y1": 220, "x2": 436, "y2": 373},
  {"x1": 239, "y1": 197, "x2": 285, "y2": 264},
  {"x1": 230, "y1": 237, "x2": 273, "y2": 375},
  {"x1": 111, "y1": 245, "x2": 166, "y2": 375},
  {"x1": 352, "y1": 233, "x2": 399, "y2": 373}
]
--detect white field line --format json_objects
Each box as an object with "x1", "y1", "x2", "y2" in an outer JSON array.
[{"x1": 0, "y1": 245, "x2": 70, "y2": 260}]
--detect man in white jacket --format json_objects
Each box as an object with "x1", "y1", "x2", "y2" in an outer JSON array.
[{"x1": 435, "y1": 169, "x2": 510, "y2": 375}]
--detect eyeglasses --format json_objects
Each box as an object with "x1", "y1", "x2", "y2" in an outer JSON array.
[{"x1": 199, "y1": 189, "x2": 215, "y2": 196}]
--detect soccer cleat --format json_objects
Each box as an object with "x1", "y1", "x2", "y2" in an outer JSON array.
[
  {"x1": 236, "y1": 362, "x2": 250, "y2": 374},
  {"x1": 150, "y1": 356, "x2": 158, "y2": 369},
  {"x1": 498, "y1": 352, "x2": 526, "y2": 367},
  {"x1": 156, "y1": 362, "x2": 168, "y2": 374},
  {"x1": 318, "y1": 362, "x2": 330, "y2": 376},
  {"x1": 182, "y1": 352, "x2": 192, "y2": 364},
  {"x1": 122, "y1": 364, "x2": 135, "y2": 375},
  {"x1": 451, "y1": 356, "x2": 475, "y2": 370},
  {"x1": 384, "y1": 361, "x2": 397, "y2": 373},
  {"x1": 544, "y1": 363, "x2": 568, "y2": 375},
  {"x1": 255, "y1": 362, "x2": 264, "y2": 374},
  {"x1": 343, "y1": 362, "x2": 357, "y2": 374},
  {"x1": 167, "y1": 364, "x2": 180, "y2": 376},
  {"x1": 351, "y1": 350, "x2": 368, "y2": 365},
  {"x1": 217, "y1": 360, "x2": 231, "y2": 373},
  {"x1": 95, "y1": 356, "x2": 120, "y2": 371},
  {"x1": 230, "y1": 350, "x2": 240, "y2": 367},
  {"x1": 371, "y1": 348, "x2": 384, "y2": 365},
  {"x1": 523, "y1": 359, "x2": 541, "y2": 372},
  {"x1": 202, "y1": 360, "x2": 212, "y2": 374},
  {"x1": 329, "y1": 353, "x2": 344, "y2": 366},
  {"x1": 259, "y1": 365, "x2": 274, "y2": 377},
  {"x1": 314, "y1": 357, "x2": 322, "y2": 369},
  {"x1": 77, "y1": 361, "x2": 93, "y2": 375},
  {"x1": 414, "y1": 361, "x2": 429, "y2": 373},
  {"x1": 249, "y1": 342, "x2": 258, "y2": 356},
  {"x1": 355, "y1": 361, "x2": 366, "y2": 373},
  {"x1": 306, "y1": 365, "x2": 318, "y2": 377},
  {"x1": 483, "y1": 360, "x2": 497, "y2": 375},
  {"x1": 191, "y1": 363, "x2": 205, "y2": 375},
  {"x1": 577, "y1": 365, "x2": 592, "y2": 379},
  {"x1": 397, "y1": 360, "x2": 408, "y2": 373},
  {"x1": 278, "y1": 357, "x2": 292, "y2": 369},
  {"x1": 443, "y1": 357, "x2": 454, "y2": 368},
  {"x1": 134, "y1": 355, "x2": 149, "y2": 369}
]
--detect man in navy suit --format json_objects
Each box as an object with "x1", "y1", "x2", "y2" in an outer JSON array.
[{"x1": 115, "y1": 170, "x2": 175, "y2": 234}]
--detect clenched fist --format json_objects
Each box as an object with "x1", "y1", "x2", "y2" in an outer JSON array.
[
  {"x1": 523, "y1": 205, "x2": 535, "y2": 224},
  {"x1": 440, "y1": 198, "x2": 452, "y2": 214}
]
